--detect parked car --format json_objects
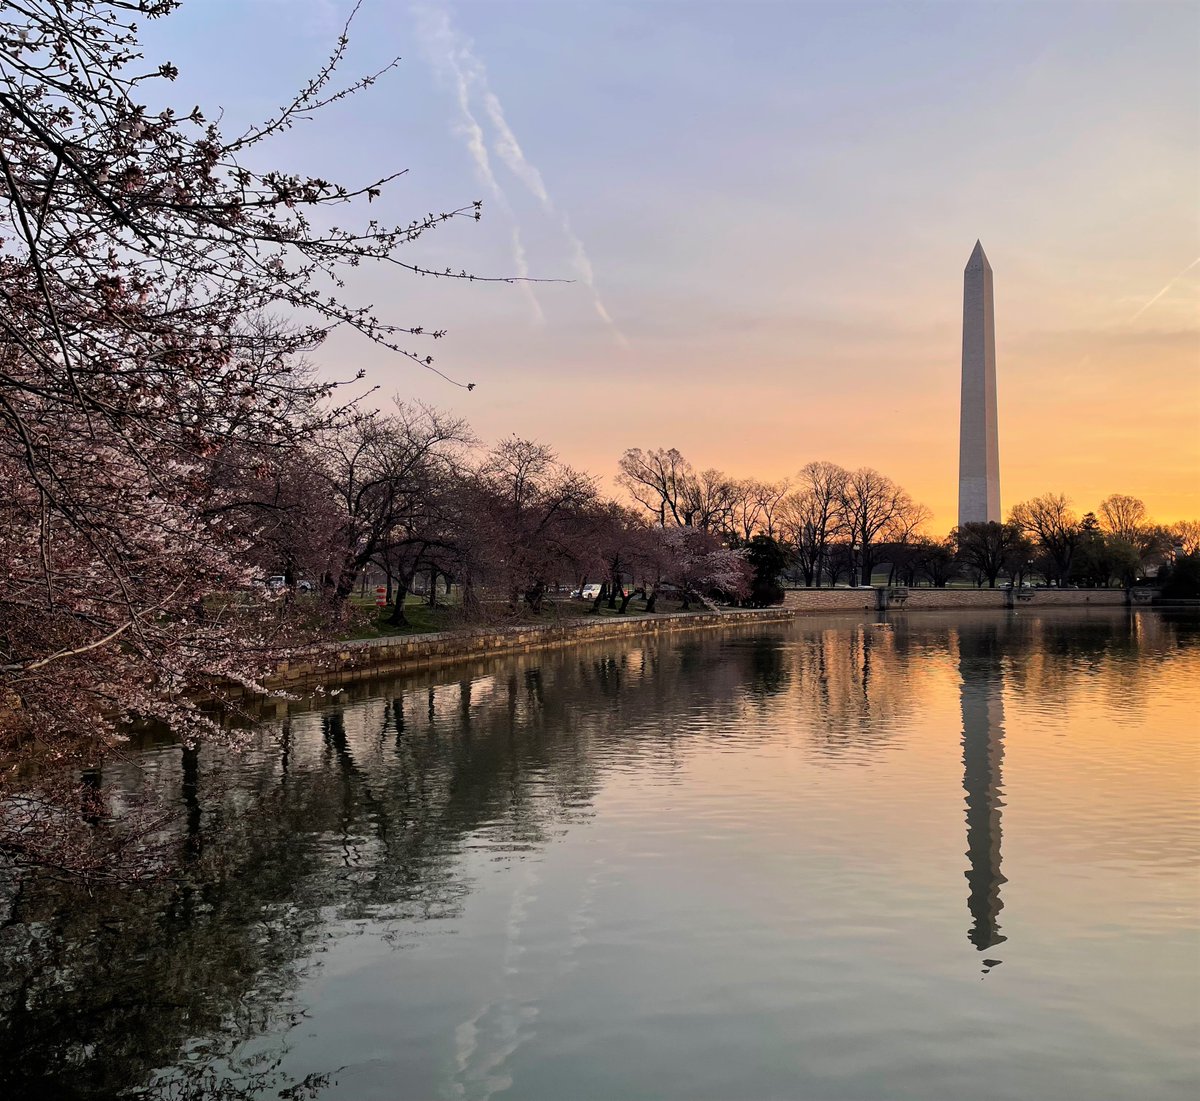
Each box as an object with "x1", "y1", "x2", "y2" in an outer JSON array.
[{"x1": 581, "y1": 583, "x2": 603, "y2": 600}]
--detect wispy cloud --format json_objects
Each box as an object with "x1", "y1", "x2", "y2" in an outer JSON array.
[
  {"x1": 1129, "y1": 255, "x2": 1200, "y2": 322},
  {"x1": 413, "y1": 2, "x2": 624, "y2": 343},
  {"x1": 481, "y1": 91, "x2": 551, "y2": 207},
  {"x1": 414, "y1": 4, "x2": 543, "y2": 324}
]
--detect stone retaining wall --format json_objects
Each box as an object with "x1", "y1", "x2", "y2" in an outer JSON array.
[
  {"x1": 780, "y1": 589, "x2": 877, "y2": 611},
  {"x1": 271, "y1": 589, "x2": 1132, "y2": 691},
  {"x1": 783, "y1": 586, "x2": 1127, "y2": 612},
  {"x1": 269, "y1": 608, "x2": 796, "y2": 689},
  {"x1": 899, "y1": 588, "x2": 1005, "y2": 609},
  {"x1": 1011, "y1": 588, "x2": 1126, "y2": 607}
]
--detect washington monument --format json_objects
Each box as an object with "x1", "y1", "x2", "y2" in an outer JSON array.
[{"x1": 958, "y1": 240, "x2": 1001, "y2": 527}]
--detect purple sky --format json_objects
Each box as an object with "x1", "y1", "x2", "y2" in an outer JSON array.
[{"x1": 142, "y1": 0, "x2": 1199, "y2": 528}]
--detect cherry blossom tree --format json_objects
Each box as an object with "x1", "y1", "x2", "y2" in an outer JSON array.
[
  {"x1": 578, "y1": 502, "x2": 648, "y2": 612},
  {"x1": 472, "y1": 438, "x2": 598, "y2": 613},
  {"x1": 1, "y1": 1, "x2": 495, "y2": 873},
  {"x1": 651, "y1": 526, "x2": 749, "y2": 610},
  {"x1": 730, "y1": 479, "x2": 766, "y2": 542}
]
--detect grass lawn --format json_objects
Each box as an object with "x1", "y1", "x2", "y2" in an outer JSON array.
[
  {"x1": 341, "y1": 597, "x2": 460, "y2": 639},
  {"x1": 340, "y1": 593, "x2": 712, "y2": 640}
]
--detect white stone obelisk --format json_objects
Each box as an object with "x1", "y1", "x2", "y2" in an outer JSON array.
[{"x1": 958, "y1": 240, "x2": 1001, "y2": 527}]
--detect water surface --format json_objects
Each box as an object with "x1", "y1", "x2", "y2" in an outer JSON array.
[{"x1": 2, "y1": 609, "x2": 1197, "y2": 1100}]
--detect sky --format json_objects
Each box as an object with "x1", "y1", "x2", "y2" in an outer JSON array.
[{"x1": 142, "y1": 0, "x2": 1199, "y2": 531}]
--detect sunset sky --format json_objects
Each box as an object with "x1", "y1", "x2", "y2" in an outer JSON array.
[{"x1": 145, "y1": 0, "x2": 1198, "y2": 531}]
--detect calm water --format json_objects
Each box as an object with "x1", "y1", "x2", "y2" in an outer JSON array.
[{"x1": 2, "y1": 609, "x2": 1198, "y2": 1100}]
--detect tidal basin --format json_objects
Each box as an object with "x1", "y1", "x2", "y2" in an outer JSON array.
[{"x1": 2, "y1": 608, "x2": 1197, "y2": 1100}]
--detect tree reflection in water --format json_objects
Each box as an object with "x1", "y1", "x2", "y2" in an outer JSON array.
[
  {"x1": 1, "y1": 637, "x2": 760, "y2": 1097},
  {"x1": 0, "y1": 611, "x2": 1192, "y2": 1097}
]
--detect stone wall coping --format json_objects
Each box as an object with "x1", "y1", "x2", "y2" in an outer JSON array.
[
  {"x1": 264, "y1": 590, "x2": 1134, "y2": 691},
  {"x1": 270, "y1": 608, "x2": 796, "y2": 683},
  {"x1": 331, "y1": 608, "x2": 769, "y2": 653}
]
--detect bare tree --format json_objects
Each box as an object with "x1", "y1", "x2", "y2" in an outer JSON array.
[
  {"x1": 779, "y1": 461, "x2": 847, "y2": 586},
  {"x1": 1009, "y1": 493, "x2": 1081, "y2": 585},
  {"x1": 840, "y1": 467, "x2": 907, "y2": 586},
  {"x1": 1097, "y1": 493, "x2": 1156, "y2": 567},
  {"x1": 916, "y1": 536, "x2": 959, "y2": 588},
  {"x1": 1171, "y1": 520, "x2": 1200, "y2": 556},
  {"x1": 880, "y1": 493, "x2": 932, "y2": 584},
  {"x1": 955, "y1": 522, "x2": 1030, "y2": 588},
  {"x1": 319, "y1": 404, "x2": 473, "y2": 602},
  {"x1": 728, "y1": 478, "x2": 790, "y2": 541},
  {"x1": 683, "y1": 467, "x2": 737, "y2": 532},
  {"x1": 616, "y1": 447, "x2": 694, "y2": 526},
  {"x1": 1097, "y1": 494, "x2": 1147, "y2": 542},
  {"x1": 753, "y1": 479, "x2": 792, "y2": 540},
  {"x1": 730, "y1": 479, "x2": 765, "y2": 542}
]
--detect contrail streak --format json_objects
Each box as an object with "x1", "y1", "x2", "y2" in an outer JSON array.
[
  {"x1": 415, "y1": 2, "x2": 624, "y2": 344},
  {"x1": 415, "y1": 5, "x2": 544, "y2": 324},
  {"x1": 1129, "y1": 256, "x2": 1200, "y2": 322},
  {"x1": 480, "y1": 89, "x2": 627, "y2": 345},
  {"x1": 481, "y1": 91, "x2": 552, "y2": 208}
]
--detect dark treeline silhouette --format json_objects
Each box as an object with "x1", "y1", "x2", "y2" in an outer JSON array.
[{"x1": 615, "y1": 449, "x2": 1194, "y2": 592}]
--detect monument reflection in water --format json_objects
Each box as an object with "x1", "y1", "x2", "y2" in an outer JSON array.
[
  {"x1": 1, "y1": 609, "x2": 1197, "y2": 1101},
  {"x1": 959, "y1": 624, "x2": 1007, "y2": 959}
]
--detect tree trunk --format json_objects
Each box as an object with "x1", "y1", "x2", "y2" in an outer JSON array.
[
  {"x1": 524, "y1": 580, "x2": 546, "y2": 613},
  {"x1": 461, "y1": 577, "x2": 480, "y2": 619},
  {"x1": 591, "y1": 582, "x2": 607, "y2": 614},
  {"x1": 334, "y1": 562, "x2": 359, "y2": 602},
  {"x1": 181, "y1": 746, "x2": 202, "y2": 861},
  {"x1": 388, "y1": 575, "x2": 411, "y2": 626}
]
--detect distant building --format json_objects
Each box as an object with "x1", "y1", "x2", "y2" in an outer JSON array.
[{"x1": 958, "y1": 241, "x2": 1001, "y2": 527}]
